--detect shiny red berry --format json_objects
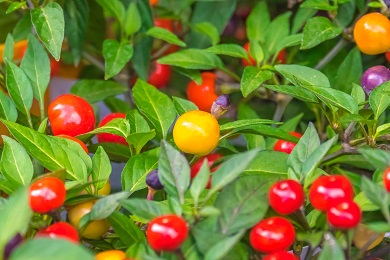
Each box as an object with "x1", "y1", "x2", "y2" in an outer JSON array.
[
  {"x1": 249, "y1": 217, "x2": 295, "y2": 253},
  {"x1": 309, "y1": 175, "x2": 354, "y2": 211},
  {"x1": 97, "y1": 113, "x2": 128, "y2": 145},
  {"x1": 28, "y1": 177, "x2": 66, "y2": 214},
  {"x1": 327, "y1": 200, "x2": 362, "y2": 229},
  {"x1": 242, "y1": 42, "x2": 256, "y2": 67},
  {"x1": 148, "y1": 61, "x2": 171, "y2": 89},
  {"x1": 273, "y1": 132, "x2": 302, "y2": 154},
  {"x1": 383, "y1": 167, "x2": 390, "y2": 192},
  {"x1": 146, "y1": 215, "x2": 188, "y2": 251},
  {"x1": 48, "y1": 94, "x2": 95, "y2": 137},
  {"x1": 276, "y1": 50, "x2": 287, "y2": 64},
  {"x1": 36, "y1": 222, "x2": 79, "y2": 243},
  {"x1": 186, "y1": 72, "x2": 218, "y2": 112},
  {"x1": 269, "y1": 179, "x2": 304, "y2": 215},
  {"x1": 263, "y1": 251, "x2": 299, "y2": 260}
]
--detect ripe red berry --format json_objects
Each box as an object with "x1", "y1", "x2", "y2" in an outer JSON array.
[
  {"x1": 263, "y1": 251, "x2": 299, "y2": 260},
  {"x1": 249, "y1": 217, "x2": 295, "y2": 253},
  {"x1": 327, "y1": 200, "x2": 362, "y2": 229},
  {"x1": 269, "y1": 179, "x2": 304, "y2": 215},
  {"x1": 242, "y1": 42, "x2": 256, "y2": 67},
  {"x1": 48, "y1": 94, "x2": 95, "y2": 137},
  {"x1": 146, "y1": 215, "x2": 188, "y2": 251},
  {"x1": 276, "y1": 49, "x2": 287, "y2": 64},
  {"x1": 28, "y1": 177, "x2": 66, "y2": 214},
  {"x1": 273, "y1": 132, "x2": 302, "y2": 154},
  {"x1": 383, "y1": 167, "x2": 390, "y2": 192},
  {"x1": 36, "y1": 222, "x2": 79, "y2": 243},
  {"x1": 97, "y1": 113, "x2": 128, "y2": 145},
  {"x1": 186, "y1": 72, "x2": 218, "y2": 112},
  {"x1": 147, "y1": 61, "x2": 171, "y2": 89},
  {"x1": 309, "y1": 175, "x2": 354, "y2": 211}
]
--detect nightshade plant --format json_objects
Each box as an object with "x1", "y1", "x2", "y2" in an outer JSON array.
[{"x1": 1, "y1": 0, "x2": 390, "y2": 260}]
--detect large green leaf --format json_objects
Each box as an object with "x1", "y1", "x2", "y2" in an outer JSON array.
[
  {"x1": 206, "y1": 44, "x2": 248, "y2": 59},
  {"x1": 158, "y1": 49, "x2": 224, "y2": 70},
  {"x1": 103, "y1": 39, "x2": 133, "y2": 80},
  {"x1": 301, "y1": 17, "x2": 342, "y2": 50},
  {"x1": 334, "y1": 47, "x2": 362, "y2": 93},
  {"x1": 146, "y1": 27, "x2": 186, "y2": 47},
  {"x1": 264, "y1": 12, "x2": 291, "y2": 54},
  {"x1": 240, "y1": 67, "x2": 273, "y2": 97},
  {"x1": 132, "y1": 80, "x2": 176, "y2": 139},
  {"x1": 31, "y1": 2, "x2": 65, "y2": 60},
  {"x1": 91, "y1": 146, "x2": 111, "y2": 190},
  {"x1": 108, "y1": 211, "x2": 145, "y2": 247},
  {"x1": 263, "y1": 84, "x2": 318, "y2": 103},
  {"x1": 246, "y1": 1, "x2": 270, "y2": 42},
  {"x1": 0, "y1": 90, "x2": 17, "y2": 122},
  {"x1": 275, "y1": 64, "x2": 330, "y2": 88},
  {"x1": 70, "y1": 79, "x2": 128, "y2": 103},
  {"x1": 243, "y1": 151, "x2": 288, "y2": 177}
]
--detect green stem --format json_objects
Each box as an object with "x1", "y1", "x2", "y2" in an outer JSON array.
[
  {"x1": 314, "y1": 38, "x2": 348, "y2": 70},
  {"x1": 220, "y1": 67, "x2": 241, "y2": 82}
]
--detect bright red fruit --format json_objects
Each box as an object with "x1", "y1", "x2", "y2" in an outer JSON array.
[
  {"x1": 48, "y1": 94, "x2": 95, "y2": 137},
  {"x1": 186, "y1": 72, "x2": 218, "y2": 112},
  {"x1": 383, "y1": 167, "x2": 390, "y2": 192},
  {"x1": 273, "y1": 132, "x2": 302, "y2": 154},
  {"x1": 28, "y1": 177, "x2": 66, "y2": 214},
  {"x1": 263, "y1": 251, "x2": 299, "y2": 260},
  {"x1": 50, "y1": 58, "x2": 60, "y2": 77},
  {"x1": 97, "y1": 113, "x2": 128, "y2": 145},
  {"x1": 36, "y1": 222, "x2": 79, "y2": 243},
  {"x1": 309, "y1": 175, "x2": 354, "y2": 211},
  {"x1": 386, "y1": 52, "x2": 390, "y2": 63},
  {"x1": 269, "y1": 179, "x2": 304, "y2": 215},
  {"x1": 148, "y1": 61, "x2": 171, "y2": 89},
  {"x1": 57, "y1": 134, "x2": 88, "y2": 154},
  {"x1": 146, "y1": 215, "x2": 188, "y2": 251},
  {"x1": 276, "y1": 49, "x2": 287, "y2": 64},
  {"x1": 327, "y1": 200, "x2": 362, "y2": 229},
  {"x1": 242, "y1": 42, "x2": 256, "y2": 67},
  {"x1": 249, "y1": 217, "x2": 295, "y2": 253}
]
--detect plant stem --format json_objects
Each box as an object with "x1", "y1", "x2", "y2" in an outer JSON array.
[
  {"x1": 314, "y1": 38, "x2": 348, "y2": 70},
  {"x1": 220, "y1": 67, "x2": 241, "y2": 82},
  {"x1": 272, "y1": 94, "x2": 292, "y2": 123}
]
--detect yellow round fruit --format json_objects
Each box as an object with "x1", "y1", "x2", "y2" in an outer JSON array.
[
  {"x1": 173, "y1": 110, "x2": 220, "y2": 156},
  {"x1": 96, "y1": 250, "x2": 126, "y2": 260}
]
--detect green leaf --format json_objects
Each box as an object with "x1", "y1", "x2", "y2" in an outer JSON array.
[
  {"x1": 351, "y1": 83, "x2": 365, "y2": 107},
  {"x1": 78, "y1": 118, "x2": 130, "y2": 143},
  {"x1": 158, "y1": 49, "x2": 224, "y2": 70},
  {"x1": 274, "y1": 34, "x2": 303, "y2": 56},
  {"x1": 31, "y1": 2, "x2": 65, "y2": 60},
  {"x1": 240, "y1": 67, "x2": 273, "y2": 97},
  {"x1": 264, "y1": 12, "x2": 291, "y2": 54},
  {"x1": 158, "y1": 140, "x2": 190, "y2": 204},
  {"x1": 104, "y1": 97, "x2": 132, "y2": 114},
  {"x1": 91, "y1": 146, "x2": 111, "y2": 191},
  {"x1": 70, "y1": 79, "x2": 128, "y2": 103},
  {"x1": 171, "y1": 67, "x2": 202, "y2": 84},
  {"x1": 0, "y1": 90, "x2": 17, "y2": 122},
  {"x1": 120, "y1": 198, "x2": 166, "y2": 221},
  {"x1": 263, "y1": 84, "x2": 318, "y2": 103},
  {"x1": 108, "y1": 211, "x2": 145, "y2": 246},
  {"x1": 318, "y1": 233, "x2": 345, "y2": 260},
  {"x1": 334, "y1": 47, "x2": 362, "y2": 93},
  {"x1": 172, "y1": 97, "x2": 198, "y2": 115},
  {"x1": 288, "y1": 123, "x2": 320, "y2": 181},
  {"x1": 206, "y1": 44, "x2": 248, "y2": 59},
  {"x1": 204, "y1": 231, "x2": 245, "y2": 260},
  {"x1": 122, "y1": 148, "x2": 159, "y2": 193},
  {"x1": 9, "y1": 238, "x2": 95, "y2": 260},
  {"x1": 126, "y1": 109, "x2": 150, "y2": 134},
  {"x1": 190, "y1": 160, "x2": 210, "y2": 207},
  {"x1": 0, "y1": 136, "x2": 33, "y2": 187},
  {"x1": 215, "y1": 175, "x2": 269, "y2": 235},
  {"x1": 249, "y1": 41, "x2": 264, "y2": 65},
  {"x1": 246, "y1": 1, "x2": 270, "y2": 42},
  {"x1": 12, "y1": 14, "x2": 32, "y2": 41},
  {"x1": 301, "y1": 17, "x2": 342, "y2": 50},
  {"x1": 3, "y1": 34, "x2": 14, "y2": 62},
  {"x1": 146, "y1": 27, "x2": 186, "y2": 47},
  {"x1": 64, "y1": 0, "x2": 89, "y2": 65},
  {"x1": 210, "y1": 149, "x2": 259, "y2": 195},
  {"x1": 20, "y1": 35, "x2": 50, "y2": 110},
  {"x1": 5, "y1": 60, "x2": 33, "y2": 119},
  {"x1": 220, "y1": 119, "x2": 276, "y2": 131},
  {"x1": 6, "y1": 2, "x2": 26, "y2": 14},
  {"x1": 361, "y1": 176, "x2": 390, "y2": 212},
  {"x1": 103, "y1": 39, "x2": 133, "y2": 80},
  {"x1": 291, "y1": 8, "x2": 317, "y2": 34},
  {"x1": 127, "y1": 130, "x2": 156, "y2": 154},
  {"x1": 359, "y1": 148, "x2": 390, "y2": 171},
  {"x1": 369, "y1": 81, "x2": 390, "y2": 120},
  {"x1": 132, "y1": 80, "x2": 176, "y2": 139},
  {"x1": 301, "y1": 0, "x2": 338, "y2": 11},
  {"x1": 354, "y1": 192, "x2": 379, "y2": 211},
  {"x1": 1, "y1": 120, "x2": 88, "y2": 181},
  {"x1": 96, "y1": 0, "x2": 125, "y2": 26},
  {"x1": 375, "y1": 123, "x2": 390, "y2": 138},
  {"x1": 275, "y1": 64, "x2": 330, "y2": 88},
  {"x1": 124, "y1": 3, "x2": 141, "y2": 36},
  {"x1": 0, "y1": 188, "x2": 32, "y2": 258},
  {"x1": 242, "y1": 151, "x2": 288, "y2": 177},
  {"x1": 193, "y1": 22, "x2": 220, "y2": 46},
  {"x1": 88, "y1": 142, "x2": 131, "y2": 162},
  {"x1": 89, "y1": 191, "x2": 130, "y2": 220}
]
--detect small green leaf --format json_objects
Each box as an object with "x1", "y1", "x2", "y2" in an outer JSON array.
[
  {"x1": 70, "y1": 79, "x2": 128, "y2": 103},
  {"x1": 275, "y1": 64, "x2": 330, "y2": 88},
  {"x1": 264, "y1": 12, "x2": 291, "y2": 54},
  {"x1": 206, "y1": 44, "x2": 248, "y2": 59},
  {"x1": 126, "y1": 109, "x2": 150, "y2": 134},
  {"x1": 246, "y1": 1, "x2": 270, "y2": 42},
  {"x1": 91, "y1": 146, "x2": 111, "y2": 191},
  {"x1": 301, "y1": 17, "x2": 342, "y2": 50},
  {"x1": 120, "y1": 198, "x2": 166, "y2": 221},
  {"x1": 369, "y1": 81, "x2": 390, "y2": 120},
  {"x1": 124, "y1": 3, "x2": 141, "y2": 36},
  {"x1": 172, "y1": 97, "x2": 198, "y2": 115},
  {"x1": 263, "y1": 84, "x2": 318, "y2": 103},
  {"x1": 172, "y1": 67, "x2": 202, "y2": 84},
  {"x1": 204, "y1": 231, "x2": 245, "y2": 260},
  {"x1": 158, "y1": 49, "x2": 224, "y2": 70},
  {"x1": 318, "y1": 233, "x2": 345, "y2": 260},
  {"x1": 3, "y1": 34, "x2": 14, "y2": 62},
  {"x1": 146, "y1": 27, "x2": 186, "y2": 47},
  {"x1": 359, "y1": 148, "x2": 390, "y2": 171},
  {"x1": 96, "y1": 0, "x2": 125, "y2": 26},
  {"x1": 127, "y1": 130, "x2": 156, "y2": 154},
  {"x1": 361, "y1": 176, "x2": 390, "y2": 214},
  {"x1": 193, "y1": 22, "x2": 220, "y2": 46},
  {"x1": 291, "y1": 8, "x2": 316, "y2": 34},
  {"x1": 0, "y1": 91, "x2": 17, "y2": 122},
  {"x1": 301, "y1": 0, "x2": 338, "y2": 11},
  {"x1": 240, "y1": 67, "x2": 273, "y2": 97},
  {"x1": 108, "y1": 211, "x2": 145, "y2": 246},
  {"x1": 103, "y1": 39, "x2": 133, "y2": 80},
  {"x1": 89, "y1": 192, "x2": 130, "y2": 220},
  {"x1": 243, "y1": 151, "x2": 288, "y2": 177},
  {"x1": 220, "y1": 119, "x2": 276, "y2": 131},
  {"x1": 190, "y1": 160, "x2": 210, "y2": 207},
  {"x1": 6, "y1": 2, "x2": 26, "y2": 14},
  {"x1": 334, "y1": 47, "x2": 362, "y2": 93},
  {"x1": 31, "y1": 2, "x2": 65, "y2": 60}
]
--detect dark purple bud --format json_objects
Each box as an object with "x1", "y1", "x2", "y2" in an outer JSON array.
[
  {"x1": 385, "y1": 0, "x2": 390, "y2": 8},
  {"x1": 211, "y1": 94, "x2": 230, "y2": 119},
  {"x1": 361, "y1": 65, "x2": 390, "y2": 95},
  {"x1": 146, "y1": 170, "x2": 163, "y2": 190},
  {"x1": 4, "y1": 233, "x2": 23, "y2": 259}
]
